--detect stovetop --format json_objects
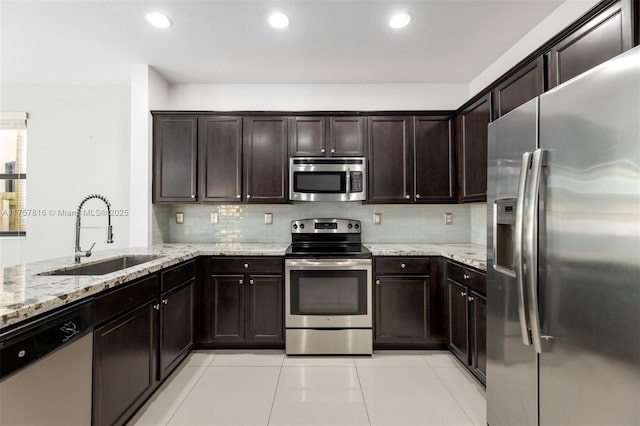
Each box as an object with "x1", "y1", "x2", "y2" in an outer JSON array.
[
  {"x1": 285, "y1": 243, "x2": 372, "y2": 259},
  {"x1": 285, "y1": 218, "x2": 371, "y2": 259}
]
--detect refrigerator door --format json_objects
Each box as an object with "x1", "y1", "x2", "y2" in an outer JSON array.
[
  {"x1": 538, "y1": 46, "x2": 640, "y2": 425},
  {"x1": 487, "y1": 98, "x2": 539, "y2": 426}
]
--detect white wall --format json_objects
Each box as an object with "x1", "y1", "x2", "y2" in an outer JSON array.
[
  {"x1": 0, "y1": 84, "x2": 130, "y2": 267},
  {"x1": 129, "y1": 65, "x2": 169, "y2": 248},
  {"x1": 168, "y1": 83, "x2": 468, "y2": 111},
  {"x1": 468, "y1": 0, "x2": 601, "y2": 98}
]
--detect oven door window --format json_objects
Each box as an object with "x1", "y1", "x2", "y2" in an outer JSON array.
[
  {"x1": 289, "y1": 270, "x2": 367, "y2": 315},
  {"x1": 293, "y1": 172, "x2": 346, "y2": 193}
]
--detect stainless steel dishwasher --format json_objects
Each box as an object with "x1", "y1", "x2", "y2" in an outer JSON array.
[{"x1": 0, "y1": 300, "x2": 94, "y2": 425}]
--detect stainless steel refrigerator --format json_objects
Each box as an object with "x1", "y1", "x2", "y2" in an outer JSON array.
[{"x1": 487, "y1": 46, "x2": 640, "y2": 426}]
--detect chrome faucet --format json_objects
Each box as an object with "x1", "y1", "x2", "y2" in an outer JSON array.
[{"x1": 74, "y1": 194, "x2": 114, "y2": 263}]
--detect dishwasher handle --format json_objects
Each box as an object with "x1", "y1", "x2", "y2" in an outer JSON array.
[{"x1": 0, "y1": 300, "x2": 94, "y2": 381}]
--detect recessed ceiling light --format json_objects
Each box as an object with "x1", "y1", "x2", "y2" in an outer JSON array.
[
  {"x1": 389, "y1": 12, "x2": 411, "y2": 29},
  {"x1": 146, "y1": 12, "x2": 172, "y2": 29},
  {"x1": 268, "y1": 12, "x2": 290, "y2": 29}
]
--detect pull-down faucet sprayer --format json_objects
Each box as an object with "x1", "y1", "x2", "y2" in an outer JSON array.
[{"x1": 74, "y1": 194, "x2": 114, "y2": 263}]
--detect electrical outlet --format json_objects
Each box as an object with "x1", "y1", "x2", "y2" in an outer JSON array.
[
  {"x1": 444, "y1": 212, "x2": 453, "y2": 225},
  {"x1": 373, "y1": 213, "x2": 382, "y2": 224},
  {"x1": 264, "y1": 213, "x2": 273, "y2": 225},
  {"x1": 175, "y1": 212, "x2": 184, "y2": 224},
  {"x1": 210, "y1": 212, "x2": 218, "y2": 224}
]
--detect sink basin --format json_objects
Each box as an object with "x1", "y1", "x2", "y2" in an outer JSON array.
[{"x1": 39, "y1": 255, "x2": 163, "y2": 276}]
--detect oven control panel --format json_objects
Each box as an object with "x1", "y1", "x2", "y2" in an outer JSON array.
[{"x1": 291, "y1": 218, "x2": 361, "y2": 233}]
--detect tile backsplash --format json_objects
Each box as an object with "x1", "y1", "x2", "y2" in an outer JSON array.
[{"x1": 153, "y1": 202, "x2": 486, "y2": 245}]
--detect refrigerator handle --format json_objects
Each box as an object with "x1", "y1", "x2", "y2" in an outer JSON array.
[
  {"x1": 514, "y1": 152, "x2": 532, "y2": 346},
  {"x1": 524, "y1": 148, "x2": 546, "y2": 354}
]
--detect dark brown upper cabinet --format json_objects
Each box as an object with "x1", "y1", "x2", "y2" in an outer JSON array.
[
  {"x1": 243, "y1": 116, "x2": 288, "y2": 203},
  {"x1": 153, "y1": 115, "x2": 198, "y2": 203},
  {"x1": 198, "y1": 116, "x2": 243, "y2": 202},
  {"x1": 368, "y1": 116, "x2": 414, "y2": 203},
  {"x1": 414, "y1": 116, "x2": 456, "y2": 203},
  {"x1": 289, "y1": 116, "x2": 365, "y2": 157},
  {"x1": 457, "y1": 94, "x2": 491, "y2": 203},
  {"x1": 492, "y1": 57, "x2": 544, "y2": 120},
  {"x1": 547, "y1": 0, "x2": 633, "y2": 89}
]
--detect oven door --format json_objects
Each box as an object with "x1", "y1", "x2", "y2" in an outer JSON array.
[{"x1": 285, "y1": 258, "x2": 372, "y2": 328}]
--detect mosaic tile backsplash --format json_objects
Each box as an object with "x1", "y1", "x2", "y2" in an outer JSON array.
[{"x1": 153, "y1": 202, "x2": 487, "y2": 245}]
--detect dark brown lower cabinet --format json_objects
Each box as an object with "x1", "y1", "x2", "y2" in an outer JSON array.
[
  {"x1": 93, "y1": 302, "x2": 158, "y2": 426},
  {"x1": 375, "y1": 276, "x2": 429, "y2": 344},
  {"x1": 159, "y1": 281, "x2": 194, "y2": 380},
  {"x1": 447, "y1": 262, "x2": 486, "y2": 385},
  {"x1": 201, "y1": 258, "x2": 283, "y2": 348}
]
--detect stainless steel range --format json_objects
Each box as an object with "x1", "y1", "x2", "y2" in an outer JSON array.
[{"x1": 285, "y1": 218, "x2": 372, "y2": 355}]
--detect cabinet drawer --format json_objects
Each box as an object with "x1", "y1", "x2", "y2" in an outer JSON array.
[
  {"x1": 210, "y1": 257, "x2": 282, "y2": 274},
  {"x1": 375, "y1": 257, "x2": 430, "y2": 275},
  {"x1": 161, "y1": 260, "x2": 196, "y2": 292},
  {"x1": 447, "y1": 262, "x2": 485, "y2": 295},
  {"x1": 95, "y1": 274, "x2": 159, "y2": 324}
]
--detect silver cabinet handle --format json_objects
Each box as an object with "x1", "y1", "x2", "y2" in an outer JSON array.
[
  {"x1": 239, "y1": 279, "x2": 243, "y2": 285},
  {"x1": 375, "y1": 279, "x2": 381, "y2": 285},
  {"x1": 331, "y1": 149, "x2": 335, "y2": 153},
  {"x1": 525, "y1": 148, "x2": 546, "y2": 354},
  {"x1": 162, "y1": 299, "x2": 168, "y2": 305},
  {"x1": 244, "y1": 263, "x2": 249, "y2": 269},
  {"x1": 321, "y1": 148, "x2": 326, "y2": 153},
  {"x1": 463, "y1": 274, "x2": 470, "y2": 280},
  {"x1": 405, "y1": 194, "x2": 410, "y2": 199},
  {"x1": 249, "y1": 279, "x2": 254, "y2": 285},
  {"x1": 191, "y1": 194, "x2": 195, "y2": 199},
  {"x1": 416, "y1": 194, "x2": 421, "y2": 199},
  {"x1": 236, "y1": 194, "x2": 241, "y2": 199},
  {"x1": 514, "y1": 151, "x2": 532, "y2": 346},
  {"x1": 460, "y1": 291, "x2": 467, "y2": 297},
  {"x1": 400, "y1": 263, "x2": 406, "y2": 269},
  {"x1": 153, "y1": 304, "x2": 160, "y2": 310},
  {"x1": 247, "y1": 194, "x2": 251, "y2": 199},
  {"x1": 468, "y1": 296, "x2": 474, "y2": 302}
]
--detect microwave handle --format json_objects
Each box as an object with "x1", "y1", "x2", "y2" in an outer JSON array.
[{"x1": 346, "y1": 168, "x2": 351, "y2": 197}]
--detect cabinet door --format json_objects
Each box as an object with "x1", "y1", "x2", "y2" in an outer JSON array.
[
  {"x1": 93, "y1": 302, "x2": 157, "y2": 426},
  {"x1": 159, "y1": 281, "x2": 194, "y2": 380},
  {"x1": 198, "y1": 116, "x2": 243, "y2": 202},
  {"x1": 448, "y1": 280, "x2": 469, "y2": 363},
  {"x1": 289, "y1": 116, "x2": 326, "y2": 156},
  {"x1": 246, "y1": 275, "x2": 283, "y2": 342},
  {"x1": 243, "y1": 116, "x2": 288, "y2": 203},
  {"x1": 368, "y1": 116, "x2": 413, "y2": 203},
  {"x1": 329, "y1": 116, "x2": 365, "y2": 156},
  {"x1": 414, "y1": 116, "x2": 456, "y2": 203},
  {"x1": 153, "y1": 115, "x2": 198, "y2": 202},
  {"x1": 210, "y1": 275, "x2": 245, "y2": 340},
  {"x1": 470, "y1": 292, "x2": 487, "y2": 384},
  {"x1": 492, "y1": 57, "x2": 544, "y2": 120},
  {"x1": 375, "y1": 276, "x2": 429, "y2": 343},
  {"x1": 547, "y1": 1, "x2": 632, "y2": 89},
  {"x1": 458, "y1": 94, "x2": 490, "y2": 202}
]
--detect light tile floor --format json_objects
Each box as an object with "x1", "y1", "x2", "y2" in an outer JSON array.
[{"x1": 129, "y1": 350, "x2": 486, "y2": 426}]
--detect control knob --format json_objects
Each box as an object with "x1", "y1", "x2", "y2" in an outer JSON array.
[
  {"x1": 300, "y1": 223, "x2": 305, "y2": 229},
  {"x1": 348, "y1": 223, "x2": 353, "y2": 229},
  {"x1": 293, "y1": 224, "x2": 298, "y2": 230},
  {"x1": 354, "y1": 223, "x2": 360, "y2": 230}
]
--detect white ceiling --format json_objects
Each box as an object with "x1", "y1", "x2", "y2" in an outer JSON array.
[{"x1": 1, "y1": 0, "x2": 563, "y2": 85}]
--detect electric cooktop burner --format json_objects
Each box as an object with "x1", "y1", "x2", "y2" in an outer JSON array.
[{"x1": 285, "y1": 218, "x2": 371, "y2": 259}]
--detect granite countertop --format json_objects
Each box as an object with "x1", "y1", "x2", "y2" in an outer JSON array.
[
  {"x1": 365, "y1": 243, "x2": 486, "y2": 271},
  {"x1": 0, "y1": 242, "x2": 486, "y2": 330}
]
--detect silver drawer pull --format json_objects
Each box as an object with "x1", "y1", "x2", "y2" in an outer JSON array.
[
  {"x1": 321, "y1": 148, "x2": 326, "y2": 153},
  {"x1": 416, "y1": 194, "x2": 421, "y2": 199},
  {"x1": 468, "y1": 296, "x2": 475, "y2": 302},
  {"x1": 463, "y1": 274, "x2": 470, "y2": 280},
  {"x1": 244, "y1": 263, "x2": 249, "y2": 268},
  {"x1": 460, "y1": 291, "x2": 467, "y2": 297},
  {"x1": 400, "y1": 263, "x2": 406, "y2": 269},
  {"x1": 153, "y1": 304, "x2": 160, "y2": 310},
  {"x1": 249, "y1": 279, "x2": 254, "y2": 285},
  {"x1": 162, "y1": 299, "x2": 168, "y2": 305},
  {"x1": 405, "y1": 194, "x2": 410, "y2": 199},
  {"x1": 239, "y1": 279, "x2": 243, "y2": 285},
  {"x1": 236, "y1": 194, "x2": 241, "y2": 199},
  {"x1": 331, "y1": 149, "x2": 335, "y2": 153},
  {"x1": 375, "y1": 280, "x2": 381, "y2": 285}
]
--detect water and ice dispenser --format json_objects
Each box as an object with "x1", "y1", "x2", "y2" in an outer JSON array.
[{"x1": 494, "y1": 198, "x2": 516, "y2": 273}]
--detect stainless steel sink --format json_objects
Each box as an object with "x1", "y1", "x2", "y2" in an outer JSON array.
[{"x1": 39, "y1": 255, "x2": 163, "y2": 276}]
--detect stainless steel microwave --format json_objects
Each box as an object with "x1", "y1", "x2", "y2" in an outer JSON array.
[{"x1": 289, "y1": 157, "x2": 367, "y2": 202}]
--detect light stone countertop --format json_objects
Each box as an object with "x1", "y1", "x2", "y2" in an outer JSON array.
[{"x1": 0, "y1": 242, "x2": 486, "y2": 330}]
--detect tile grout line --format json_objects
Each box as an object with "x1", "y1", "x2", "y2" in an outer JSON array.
[
  {"x1": 354, "y1": 360, "x2": 373, "y2": 426},
  {"x1": 265, "y1": 354, "x2": 286, "y2": 425},
  {"x1": 163, "y1": 355, "x2": 215, "y2": 426},
  {"x1": 430, "y1": 365, "x2": 478, "y2": 426}
]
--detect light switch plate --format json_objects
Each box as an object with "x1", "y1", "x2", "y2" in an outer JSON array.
[
  {"x1": 444, "y1": 212, "x2": 453, "y2": 225},
  {"x1": 264, "y1": 213, "x2": 273, "y2": 225},
  {"x1": 176, "y1": 212, "x2": 184, "y2": 224},
  {"x1": 210, "y1": 212, "x2": 218, "y2": 224},
  {"x1": 373, "y1": 213, "x2": 382, "y2": 224}
]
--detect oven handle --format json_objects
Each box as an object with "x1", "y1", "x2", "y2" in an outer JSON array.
[{"x1": 285, "y1": 259, "x2": 372, "y2": 270}]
